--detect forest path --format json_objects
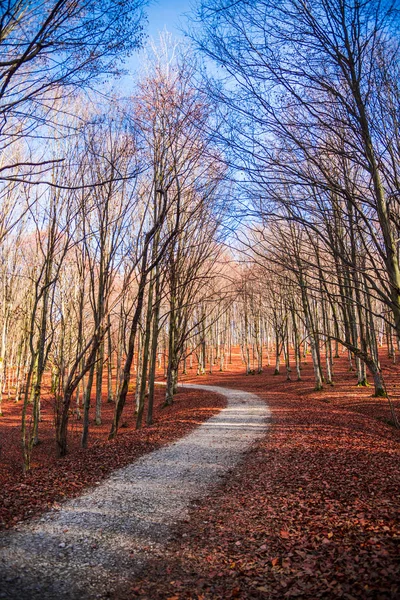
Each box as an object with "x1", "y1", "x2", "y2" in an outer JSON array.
[{"x1": 0, "y1": 384, "x2": 269, "y2": 600}]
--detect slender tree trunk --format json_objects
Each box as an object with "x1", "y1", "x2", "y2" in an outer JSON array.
[
  {"x1": 136, "y1": 281, "x2": 154, "y2": 429},
  {"x1": 81, "y1": 362, "x2": 95, "y2": 448},
  {"x1": 165, "y1": 290, "x2": 177, "y2": 407},
  {"x1": 274, "y1": 332, "x2": 281, "y2": 375},
  {"x1": 147, "y1": 271, "x2": 161, "y2": 426},
  {"x1": 95, "y1": 341, "x2": 104, "y2": 425},
  {"x1": 107, "y1": 318, "x2": 114, "y2": 403},
  {"x1": 109, "y1": 257, "x2": 149, "y2": 440}
]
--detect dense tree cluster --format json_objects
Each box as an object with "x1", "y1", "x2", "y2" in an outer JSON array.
[
  {"x1": 0, "y1": 4, "x2": 228, "y2": 468},
  {"x1": 1, "y1": 0, "x2": 399, "y2": 472},
  {"x1": 193, "y1": 0, "x2": 400, "y2": 425}
]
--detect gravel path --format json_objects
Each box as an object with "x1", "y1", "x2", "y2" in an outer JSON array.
[{"x1": 0, "y1": 384, "x2": 269, "y2": 599}]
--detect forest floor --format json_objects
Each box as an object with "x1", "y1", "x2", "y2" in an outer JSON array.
[
  {"x1": 1, "y1": 349, "x2": 400, "y2": 599},
  {"x1": 0, "y1": 386, "x2": 226, "y2": 529},
  {"x1": 127, "y1": 351, "x2": 400, "y2": 600},
  {"x1": 0, "y1": 384, "x2": 268, "y2": 599}
]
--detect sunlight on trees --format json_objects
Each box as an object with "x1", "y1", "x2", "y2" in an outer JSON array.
[
  {"x1": 0, "y1": 0, "x2": 399, "y2": 475},
  {"x1": 193, "y1": 0, "x2": 400, "y2": 426}
]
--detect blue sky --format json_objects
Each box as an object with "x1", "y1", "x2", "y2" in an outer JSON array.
[
  {"x1": 144, "y1": 0, "x2": 192, "y2": 39},
  {"x1": 121, "y1": 0, "x2": 195, "y2": 89}
]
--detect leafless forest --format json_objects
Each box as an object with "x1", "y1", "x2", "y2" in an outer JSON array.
[
  {"x1": 0, "y1": 2, "x2": 399, "y2": 469},
  {"x1": 0, "y1": 2, "x2": 399, "y2": 598}
]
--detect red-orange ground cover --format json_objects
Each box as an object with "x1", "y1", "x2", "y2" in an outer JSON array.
[
  {"x1": 1, "y1": 349, "x2": 399, "y2": 598},
  {"x1": 123, "y1": 350, "x2": 400, "y2": 599},
  {"x1": 0, "y1": 385, "x2": 226, "y2": 529}
]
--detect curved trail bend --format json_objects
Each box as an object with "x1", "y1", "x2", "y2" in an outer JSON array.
[{"x1": 0, "y1": 384, "x2": 269, "y2": 599}]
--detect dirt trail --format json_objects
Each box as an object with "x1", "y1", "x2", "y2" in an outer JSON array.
[{"x1": 0, "y1": 384, "x2": 269, "y2": 600}]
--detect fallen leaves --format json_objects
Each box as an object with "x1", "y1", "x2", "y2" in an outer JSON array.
[
  {"x1": 2, "y1": 351, "x2": 400, "y2": 599},
  {"x1": 124, "y1": 353, "x2": 400, "y2": 599},
  {"x1": 0, "y1": 387, "x2": 226, "y2": 529},
  {"x1": 280, "y1": 530, "x2": 290, "y2": 539}
]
